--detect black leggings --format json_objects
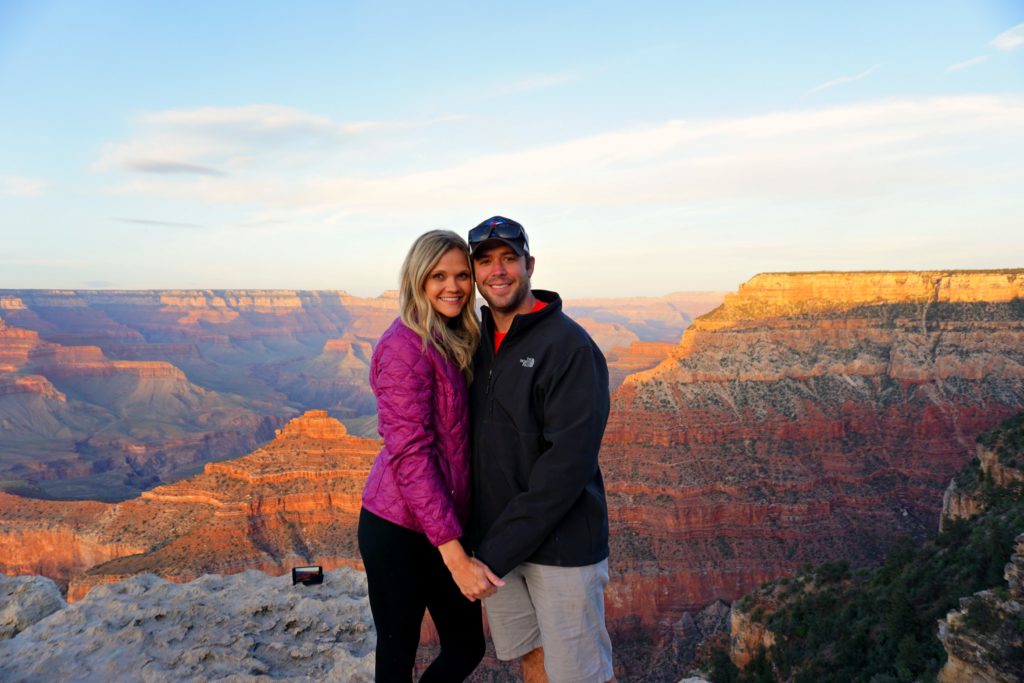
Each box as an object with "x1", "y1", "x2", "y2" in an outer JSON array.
[{"x1": 358, "y1": 508, "x2": 484, "y2": 682}]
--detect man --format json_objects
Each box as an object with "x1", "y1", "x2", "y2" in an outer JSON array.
[{"x1": 467, "y1": 216, "x2": 613, "y2": 683}]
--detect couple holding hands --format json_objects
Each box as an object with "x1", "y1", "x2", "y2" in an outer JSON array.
[{"x1": 358, "y1": 217, "x2": 613, "y2": 683}]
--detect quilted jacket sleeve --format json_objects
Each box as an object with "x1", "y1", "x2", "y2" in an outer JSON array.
[{"x1": 373, "y1": 332, "x2": 463, "y2": 546}]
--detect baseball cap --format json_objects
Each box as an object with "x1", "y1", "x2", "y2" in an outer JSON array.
[{"x1": 468, "y1": 216, "x2": 530, "y2": 258}]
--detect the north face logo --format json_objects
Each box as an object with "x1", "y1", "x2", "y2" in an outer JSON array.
[{"x1": 519, "y1": 357, "x2": 535, "y2": 368}]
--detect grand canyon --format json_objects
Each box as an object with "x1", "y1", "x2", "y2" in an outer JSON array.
[
  {"x1": 0, "y1": 288, "x2": 720, "y2": 501},
  {"x1": 2, "y1": 271, "x2": 1023, "y2": 681}
]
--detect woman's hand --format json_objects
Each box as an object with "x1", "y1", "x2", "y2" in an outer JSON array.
[{"x1": 438, "y1": 539, "x2": 506, "y2": 601}]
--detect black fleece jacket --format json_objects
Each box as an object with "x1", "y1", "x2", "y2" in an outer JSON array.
[{"x1": 469, "y1": 290, "x2": 610, "y2": 577}]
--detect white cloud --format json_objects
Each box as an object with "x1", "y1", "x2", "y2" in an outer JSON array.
[
  {"x1": 806, "y1": 64, "x2": 881, "y2": 95},
  {"x1": 93, "y1": 105, "x2": 465, "y2": 175},
  {"x1": 992, "y1": 22, "x2": 1024, "y2": 50},
  {"x1": 113, "y1": 217, "x2": 206, "y2": 229},
  {"x1": 141, "y1": 104, "x2": 337, "y2": 134},
  {"x1": 98, "y1": 95, "x2": 1024, "y2": 222},
  {"x1": 0, "y1": 175, "x2": 48, "y2": 197},
  {"x1": 946, "y1": 55, "x2": 990, "y2": 73}
]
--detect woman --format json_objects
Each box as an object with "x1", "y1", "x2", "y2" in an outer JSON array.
[{"x1": 358, "y1": 230, "x2": 503, "y2": 682}]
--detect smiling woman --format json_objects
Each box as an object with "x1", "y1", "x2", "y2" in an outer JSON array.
[
  {"x1": 357, "y1": 229, "x2": 500, "y2": 682},
  {"x1": 424, "y1": 247, "x2": 473, "y2": 321},
  {"x1": 397, "y1": 231, "x2": 480, "y2": 379}
]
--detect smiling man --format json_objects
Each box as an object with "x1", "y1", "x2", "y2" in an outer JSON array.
[{"x1": 466, "y1": 216, "x2": 614, "y2": 683}]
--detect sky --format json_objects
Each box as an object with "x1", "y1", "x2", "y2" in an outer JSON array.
[{"x1": 1, "y1": 1, "x2": 1023, "y2": 297}]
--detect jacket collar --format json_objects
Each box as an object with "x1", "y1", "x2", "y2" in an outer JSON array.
[{"x1": 480, "y1": 289, "x2": 562, "y2": 343}]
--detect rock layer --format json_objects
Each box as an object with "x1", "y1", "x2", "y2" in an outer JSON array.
[
  {"x1": 0, "y1": 411, "x2": 379, "y2": 599},
  {"x1": 606, "y1": 341, "x2": 677, "y2": 391},
  {"x1": 602, "y1": 271, "x2": 1024, "y2": 647},
  {"x1": 0, "y1": 569, "x2": 374, "y2": 683},
  {"x1": 0, "y1": 574, "x2": 66, "y2": 640}
]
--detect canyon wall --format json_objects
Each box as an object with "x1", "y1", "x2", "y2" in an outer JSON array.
[{"x1": 601, "y1": 271, "x2": 1024, "y2": 655}]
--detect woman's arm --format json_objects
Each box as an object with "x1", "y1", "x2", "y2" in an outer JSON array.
[{"x1": 373, "y1": 333, "x2": 463, "y2": 546}]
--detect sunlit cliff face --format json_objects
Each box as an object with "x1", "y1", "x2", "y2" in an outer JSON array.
[{"x1": 600, "y1": 270, "x2": 1024, "y2": 674}]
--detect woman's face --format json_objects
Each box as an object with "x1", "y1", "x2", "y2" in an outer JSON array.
[{"x1": 424, "y1": 247, "x2": 473, "y2": 319}]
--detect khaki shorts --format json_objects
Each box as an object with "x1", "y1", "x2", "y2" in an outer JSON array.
[{"x1": 483, "y1": 559, "x2": 613, "y2": 683}]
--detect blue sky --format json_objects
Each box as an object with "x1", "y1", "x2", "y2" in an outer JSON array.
[{"x1": 1, "y1": 1, "x2": 1022, "y2": 296}]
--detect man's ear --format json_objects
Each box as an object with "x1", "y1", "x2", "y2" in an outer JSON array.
[{"x1": 526, "y1": 255, "x2": 536, "y2": 277}]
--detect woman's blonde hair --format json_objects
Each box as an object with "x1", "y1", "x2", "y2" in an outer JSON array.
[{"x1": 399, "y1": 230, "x2": 480, "y2": 380}]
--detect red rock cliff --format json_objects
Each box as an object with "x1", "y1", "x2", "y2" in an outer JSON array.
[{"x1": 602, "y1": 270, "x2": 1024, "y2": 652}]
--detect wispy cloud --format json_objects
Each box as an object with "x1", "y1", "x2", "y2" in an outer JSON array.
[
  {"x1": 0, "y1": 175, "x2": 48, "y2": 197},
  {"x1": 946, "y1": 55, "x2": 990, "y2": 73},
  {"x1": 498, "y1": 71, "x2": 578, "y2": 95},
  {"x1": 806, "y1": 64, "x2": 881, "y2": 95},
  {"x1": 341, "y1": 114, "x2": 468, "y2": 134},
  {"x1": 102, "y1": 95, "x2": 1024, "y2": 219},
  {"x1": 126, "y1": 160, "x2": 225, "y2": 176},
  {"x1": 114, "y1": 217, "x2": 206, "y2": 229},
  {"x1": 992, "y1": 22, "x2": 1024, "y2": 50},
  {"x1": 94, "y1": 105, "x2": 464, "y2": 176}
]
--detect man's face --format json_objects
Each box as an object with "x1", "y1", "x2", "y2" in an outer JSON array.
[{"x1": 472, "y1": 242, "x2": 535, "y2": 314}]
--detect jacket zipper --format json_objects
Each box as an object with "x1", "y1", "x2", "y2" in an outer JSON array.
[
  {"x1": 485, "y1": 312, "x2": 521, "y2": 415},
  {"x1": 486, "y1": 369, "x2": 496, "y2": 415}
]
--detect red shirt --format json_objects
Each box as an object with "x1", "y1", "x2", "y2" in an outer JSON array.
[{"x1": 494, "y1": 299, "x2": 547, "y2": 352}]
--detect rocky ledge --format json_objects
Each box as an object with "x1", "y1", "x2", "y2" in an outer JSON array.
[
  {"x1": 937, "y1": 533, "x2": 1024, "y2": 683},
  {"x1": 0, "y1": 568, "x2": 374, "y2": 682}
]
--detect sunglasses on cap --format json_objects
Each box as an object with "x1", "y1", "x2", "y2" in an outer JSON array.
[{"x1": 468, "y1": 216, "x2": 529, "y2": 252}]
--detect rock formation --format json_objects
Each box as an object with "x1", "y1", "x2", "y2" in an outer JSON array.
[
  {"x1": 942, "y1": 413, "x2": 1024, "y2": 529},
  {"x1": 0, "y1": 569, "x2": 374, "y2": 682},
  {"x1": 0, "y1": 574, "x2": 66, "y2": 640},
  {"x1": 0, "y1": 411, "x2": 379, "y2": 599},
  {"x1": 601, "y1": 271, "x2": 1024, "y2": 653},
  {"x1": 936, "y1": 414, "x2": 1024, "y2": 682},
  {"x1": 606, "y1": 341, "x2": 676, "y2": 391},
  {"x1": 0, "y1": 312, "x2": 284, "y2": 500},
  {"x1": 937, "y1": 533, "x2": 1024, "y2": 683}
]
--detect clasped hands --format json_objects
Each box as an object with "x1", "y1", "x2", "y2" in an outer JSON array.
[{"x1": 439, "y1": 539, "x2": 505, "y2": 601}]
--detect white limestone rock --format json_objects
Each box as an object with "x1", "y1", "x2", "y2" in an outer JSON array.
[
  {"x1": 0, "y1": 568, "x2": 374, "y2": 682},
  {"x1": 0, "y1": 574, "x2": 66, "y2": 640}
]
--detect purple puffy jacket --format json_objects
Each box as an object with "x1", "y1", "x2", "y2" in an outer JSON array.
[{"x1": 361, "y1": 318, "x2": 471, "y2": 547}]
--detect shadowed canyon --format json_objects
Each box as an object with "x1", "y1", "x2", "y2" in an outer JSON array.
[{"x1": 2, "y1": 272, "x2": 1024, "y2": 681}]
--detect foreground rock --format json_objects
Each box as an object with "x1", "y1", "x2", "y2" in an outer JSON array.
[
  {"x1": 0, "y1": 574, "x2": 65, "y2": 640},
  {"x1": 0, "y1": 568, "x2": 374, "y2": 682},
  {"x1": 938, "y1": 532, "x2": 1024, "y2": 683}
]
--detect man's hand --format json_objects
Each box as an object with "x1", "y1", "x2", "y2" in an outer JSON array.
[{"x1": 438, "y1": 540, "x2": 506, "y2": 601}]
